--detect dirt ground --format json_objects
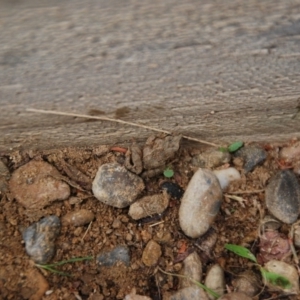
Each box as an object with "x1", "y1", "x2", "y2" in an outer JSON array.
[{"x1": 0, "y1": 136, "x2": 299, "y2": 300}]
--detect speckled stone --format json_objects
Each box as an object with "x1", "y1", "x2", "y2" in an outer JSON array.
[
  {"x1": 265, "y1": 170, "x2": 300, "y2": 224},
  {"x1": 179, "y1": 169, "x2": 222, "y2": 238},
  {"x1": 22, "y1": 215, "x2": 61, "y2": 264},
  {"x1": 92, "y1": 163, "x2": 145, "y2": 208},
  {"x1": 235, "y1": 145, "x2": 267, "y2": 173}
]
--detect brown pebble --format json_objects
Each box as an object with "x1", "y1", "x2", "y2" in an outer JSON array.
[
  {"x1": 142, "y1": 240, "x2": 161, "y2": 266},
  {"x1": 9, "y1": 160, "x2": 70, "y2": 210},
  {"x1": 61, "y1": 209, "x2": 94, "y2": 226}
]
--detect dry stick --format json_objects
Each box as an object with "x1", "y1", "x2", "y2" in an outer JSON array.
[{"x1": 26, "y1": 108, "x2": 220, "y2": 147}]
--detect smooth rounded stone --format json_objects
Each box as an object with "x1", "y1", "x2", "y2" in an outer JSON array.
[
  {"x1": 232, "y1": 270, "x2": 260, "y2": 297},
  {"x1": 180, "y1": 252, "x2": 202, "y2": 289},
  {"x1": 92, "y1": 163, "x2": 145, "y2": 208},
  {"x1": 218, "y1": 292, "x2": 252, "y2": 300},
  {"x1": 179, "y1": 169, "x2": 222, "y2": 238},
  {"x1": 204, "y1": 264, "x2": 225, "y2": 299},
  {"x1": 213, "y1": 168, "x2": 241, "y2": 190},
  {"x1": 9, "y1": 160, "x2": 70, "y2": 210},
  {"x1": 142, "y1": 240, "x2": 161, "y2": 267},
  {"x1": 97, "y1": 246, "x2": 130, "y2": 267},
  {"x1": 264, "y1": 260, "x2": 299, "y2": 294},
  {"x1": 129, "y1": 192, "x2": 169, "y2": 220},
  {"x1": 124, "y1": 288, "x2": 152, "y2": 300},
  {"x1": 61, "y1": 209, "x2": 94, "y2": 226},
  {"x1": 235, "y1": 145, "x2": 267, "y2": 173},
  {"x1": 168, "y1": 286, "x2": 209, "y2": 300},
  {"x1": 280, "y1": 141, "x2": 300, "y2": 161},
  {"x1": 265, "y1": 170, "x2": 300, "y2": 224},
  {"x1": 22, "y1": 215, "x2": 61, "y2": 264},
  {"x1": 191, "y1": 150, "x2": 231, "y2": 169},
  {"x1": 293, "y1": 224, "x2": 300, "y2": 247},
  {"x1": 160, "y1": 182, "x2": 184, "y2": 200}
]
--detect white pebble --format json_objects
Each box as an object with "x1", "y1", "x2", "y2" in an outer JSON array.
[{"x1": 213, "y1": 167, "x2": 241, "y2": 190}]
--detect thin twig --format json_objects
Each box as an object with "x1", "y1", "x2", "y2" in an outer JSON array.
[
  {"x1": 26, "y1": 108, "x2": 220, "y2": 147},
  {"x1": 82, "y1": 221, "x2": 92, "y2": 241},
  {"x1": 149, "y1": 220, "x2": 165, "y2": 227}
]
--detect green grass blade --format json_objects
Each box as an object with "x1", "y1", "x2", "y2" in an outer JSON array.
[
  {"x1": 43, "y1": 256, "x2": 93, "y2": 267},
  {"x1": 36, "y1": 264, "x2": 72, "y2": 277},
  {"x1": 225, "y1": 244, "x2": 257, "y2": 263},
  {"x1": 260, "y1": 268, "x2": 292, "y2": 289},
  {"x1": 228, "y1": 141, "x2": 244, "y2": 153}
]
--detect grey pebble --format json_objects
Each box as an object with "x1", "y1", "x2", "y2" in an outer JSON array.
[
  {"x1": 204, "y1": 264, "x2": 225, "y2": 299},
  {"x1": 179, "y1": 169, "x2": 222, "y2": 238},
  {"x1": 22, "y1": 215, "x2": 61, "y2": 264},
  {"x1": 265, "y1": 170, "x2": 300, "y2": 224},
  {"x1": 92, "y1": 163, "x2": 145, "y2": 208},
  {"x1": 235, "y1": 145, "x2": 267, "y2": 172},
  {"x1": 232, "y1": 270, "x2": 260, "y2": 297},
  {"x1": 97, "y1": 245, "x2": 130, "y2": 267},
  {"x1": 180, "y1": 252, "x2": 202, "y2": 289}
]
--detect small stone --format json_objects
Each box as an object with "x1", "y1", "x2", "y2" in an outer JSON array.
[
  {"x1": 124, "y1": 288, "x2": 152, "y2": 300},
  {"x1": 204, "y1": 264, "x2": 225, "y2": 299},
  {"x1": 232, "y1": 270, "x2": 260, "y2": 297},
  {"x1": 168, "y1": 286, "x2": 209, "y2": 300},
  {"x1": 97, "y1": 246, "x2": 130, "y2": 267},
  {"x1": 160, "y1": 182, "x2": 184, "y2": 200},
  {"x1": 293, "y1": 224, "x2": 300, "y2": 247},
  {"x1": 264, "y1": 260, "x2": 299, "y2": 294},
  {"x1": 61, "y1": 209, "x2": 94, "y2": 226},
  {"x1": 191, "y1": 149, "x2": 231, "y2": 169},
  {"x1": 280, "y1": 141, "x2": 300, "y2": 161},
  {"x1": 213, "y1": 167, "x2": 241, "y2": 190},
  {"x1": 179, "y1": 169, "x2": 222, "y2": 238},
  {"x1": 265, "y1": 170, "x2": 300, "y2": 224},
  {"x1": 129, "y1": 193, "x2": 169, "y2": 220},
  {"x1": 180, "y1": 252, "x2": 202, "y2": 289},
  {"x1": 235, "y1": 145, "x2": 267, "y2": 173},
  {"x1": 218, "y1": 292, "x2": 252, "y2": 300},
  {"x1": 92, "y1": 163, "x2": 145, "y2": 208},
  {"x1": 142, "y1": 240, "x2": 161, "y2": 267},
  {"x1": 112, "y1": 219, "x2": 122, "y2": 228},
  {"x1": 9, "y1": 160, "x2": 70, "y2": 210},
  {"x1": 22, "y1": 215, "x2": 61, "y2": 264}
]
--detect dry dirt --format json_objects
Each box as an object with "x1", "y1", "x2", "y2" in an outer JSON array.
[{"x1": 0, "y1": 137, "x2": 299, "y2": 300}]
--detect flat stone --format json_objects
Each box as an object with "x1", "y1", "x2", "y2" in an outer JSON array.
[
  {"x1": 232, "y1": 270, "x2": 260, "y2": 297},
  {"x1": 61, "y1": 209, "x2": 94, "y2": 226},
  {"x1": 129, "y1": 192, "x2": 169, "y2": 220},
  {"x1": 191, "y1": 149, "x2": 231, "y2": 169},
  {"x1": 92, "y1": 163, "x2": 145, "y2": 208},
  {"x1": 142, "y1": 240, "x2": 161, "y2": 267},
  {"x1": 9, "y1": 160, "x2": 70, "y2": 210},
  {"x1": 235, "y1": 145, "x2": 267, "y2": 173},
  {"x1": 265, "y1": 170, "x2": 300, "y2": 224},
  {"x1": 179, "y1": 169, "x2": 223, "y2": 238},
  {"x1": 97, "y1": 246, "x2": 130, "y2": 267},
  {"x1": 22, "y1": 215, "x2": 61, "y2": 264}
]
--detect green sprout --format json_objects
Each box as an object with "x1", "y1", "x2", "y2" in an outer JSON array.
[
  {"x1": 163, "y1": 166, "x2": 174, "y2": 178},
  {"x1": 35, "y1": 256, "x2": 93, "y2": 277},
  {"x1": 219, "y1": 141, "x2": 244, "y2": 153},
  {"x1": 158, "y1": 267, "x2": 220, "y2": 299},
  {"x1": 225, "y1": 244, "x2": 292, "y2": 290}
]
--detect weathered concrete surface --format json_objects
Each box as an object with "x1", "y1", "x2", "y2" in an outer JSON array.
[{"x1": 1, "y1": 0, "x2": 300, "y2": 151}]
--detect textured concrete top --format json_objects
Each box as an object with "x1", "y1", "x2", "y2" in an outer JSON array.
[{"x1": 1, "y1": 0, "x2": 300, "y2": 151}]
